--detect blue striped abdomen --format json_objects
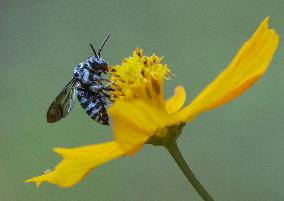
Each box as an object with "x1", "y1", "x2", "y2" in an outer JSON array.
[{"x1": 76, "y1": 88, "x2": 109, "y2": 125}]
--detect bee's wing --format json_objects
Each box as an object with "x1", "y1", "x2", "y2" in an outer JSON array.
[{"x1": 47, "y1": 78, "x2": 77, "y2": 123}]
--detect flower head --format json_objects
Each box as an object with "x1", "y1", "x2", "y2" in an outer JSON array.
[
  {"x1": 109, "y1": 48, "x2": 172, "y2": 103},
  {"x1": 26, "y1": 17, "x2": 279, "y2": 188}
]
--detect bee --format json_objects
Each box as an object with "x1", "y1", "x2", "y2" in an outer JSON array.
[{"x1": 47, "y1": 35, "x2": 112, "y2": 125}]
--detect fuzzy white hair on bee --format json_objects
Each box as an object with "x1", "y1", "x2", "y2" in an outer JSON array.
[{"x1": 47, "y1": 34, "x2": 112, "y2": 125}]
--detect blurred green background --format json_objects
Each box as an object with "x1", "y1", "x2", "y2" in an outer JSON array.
[{"x1": 1, "y1": 0, "x2": 283, "y2": 200}]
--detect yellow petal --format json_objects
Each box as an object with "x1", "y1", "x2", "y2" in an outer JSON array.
[
  {"x1": 25, "y1": 141, "x2": 124, "y2": 188},
  {"x1": 109, "y1": 100, "x2": 170, "y2": 154},
  {"x1": 177, "y1": 17, "x2": 279, "y2": 121},
  {"x1": 165, "y1": 86, "x2": 186, "y2": 113}
]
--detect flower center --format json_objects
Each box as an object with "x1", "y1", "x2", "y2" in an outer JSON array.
[{"x1": 109, "y1": 48, "x2": 172, "y2": 104}]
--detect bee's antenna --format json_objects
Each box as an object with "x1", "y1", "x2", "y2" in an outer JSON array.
[
  {"x1": 98, "y1": 34, "x2": 110, "y2": 57},
  {"x1": 90, "y1": 43, "x2": 99, "y2": 59}
]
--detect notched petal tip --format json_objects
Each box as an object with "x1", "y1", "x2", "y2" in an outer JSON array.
[
  {"x1": 25, "y1": 174, "x2": 50, "y2": 188},
  {"x1": 25, "y1": 142, "x2": 125, "y2": 188},
  {"x1": 25, "y1": 178, "x2": 40, "y2": 188}
]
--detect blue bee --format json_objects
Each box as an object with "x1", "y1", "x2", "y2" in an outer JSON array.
[{"x1": 47, "y1": 35, "x2": 112, "y2": 125}]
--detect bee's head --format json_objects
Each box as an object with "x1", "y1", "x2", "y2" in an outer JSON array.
[
  {"x1": 88, "y1": 56, "x2": 108, "y2": 73},
  {"x1": 89, "y1": 34, "x2": 110, "y2": 73}
]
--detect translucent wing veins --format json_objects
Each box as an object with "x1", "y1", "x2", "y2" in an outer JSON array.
[{"x1": 47, "y1": 78, "x2": 77, "y2": 123}]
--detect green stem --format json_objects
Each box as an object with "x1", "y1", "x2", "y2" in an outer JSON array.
[{"x1": 165, "y1": 141, "x2": 215, "y2": 201}]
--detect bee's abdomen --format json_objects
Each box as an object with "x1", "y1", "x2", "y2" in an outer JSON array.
[{"x1": 77, "y1": 88, "x2": 109, "y2": 125}]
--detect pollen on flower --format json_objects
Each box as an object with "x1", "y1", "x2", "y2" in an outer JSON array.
[{"x1": 109, "y1": 48, "x2": 172, "y2": 103}]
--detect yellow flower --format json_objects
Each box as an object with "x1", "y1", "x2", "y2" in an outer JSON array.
[{"x1": 26, "y1": 17, "x2": 279, "y2": 188}]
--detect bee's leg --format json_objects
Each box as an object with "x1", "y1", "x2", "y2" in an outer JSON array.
[
  {"x1": 92, "y1": 74, "x2": 110, "y2": 82},
  {"x1": 89, "y1": 85, "x2": 103, "y2": 91},
  {"x1": 101, "y1": 78, "x2": 110, "y2": 82},
  {"x1": 102, "y1": 86, "x2": 114, "y2": 91},
  {"x1": 100, "y1": 91, "x2": 111, "y2": 100},
  {"x1": 89, "y1": 85, "x2": 114, "y2": 92}
]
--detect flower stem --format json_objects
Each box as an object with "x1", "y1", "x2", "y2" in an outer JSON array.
[{"x1": 165, "y1": 141, "x2": 215, "y2": 201}]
